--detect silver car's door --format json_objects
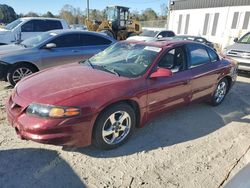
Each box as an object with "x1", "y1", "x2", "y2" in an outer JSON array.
[{"x1": 39, "y1": 33, "x2": 113, "y2": 70}]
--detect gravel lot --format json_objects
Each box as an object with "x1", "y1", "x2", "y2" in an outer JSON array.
[{"x1": 0, "y1": 74, "x2": 250, "y2": 188}]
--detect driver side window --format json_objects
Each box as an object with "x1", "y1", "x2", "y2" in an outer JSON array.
[{"x1": 158, "y1": 47, "x2": 186, "y2": 73}]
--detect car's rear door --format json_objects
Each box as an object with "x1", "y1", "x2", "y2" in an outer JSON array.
[
  {"x1": 147, "y1": 46, "x2": 192, "y2": 116},
  {"x1": 186, "y1": 43, "x2": 221, "y2": 102},
  {"x1": 76, "y1": 33, "x2": 114, "y2": 60}
]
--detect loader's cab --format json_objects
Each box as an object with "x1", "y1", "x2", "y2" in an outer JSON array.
[{"x1": 106, "y1": 6, "x2": 130, "y2": 31}]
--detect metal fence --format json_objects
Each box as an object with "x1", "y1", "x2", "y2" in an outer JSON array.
[{"x1": 140, "y1": 20, "x2": 167, "y2": 29}]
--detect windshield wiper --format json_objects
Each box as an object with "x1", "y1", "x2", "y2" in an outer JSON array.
[
  {"x1": 102, "y1": 66, "x2": 120, "y2": 76},
  {"x1": 82, "y1": 59, "x2": 94, "y2": 69},
  {"x1": 16, "y1": 43, "x2": 27, "y2": 48}
]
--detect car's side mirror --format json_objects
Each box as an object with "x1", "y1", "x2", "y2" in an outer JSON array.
[
  {"x1": 233, "y1": 38, "x2": 238, "y2": 43},
  {"x1": 150, "y1": 68, "x2": 173, "y2": 79},
  {"x1": 44, "y1": 43, "x2": 56, "y2": 49},
  {"x1": 157, "y1": 35, "x2": 163, "y2": 39}
]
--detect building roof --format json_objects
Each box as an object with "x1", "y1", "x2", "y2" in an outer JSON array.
[{"x1": 170, "y1": 0, "x2": 250, "y2": 10}]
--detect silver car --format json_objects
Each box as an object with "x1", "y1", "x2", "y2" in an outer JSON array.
[
  {"x1": 0, "y1": 30, "x2": 116, "y2": 85},
  {"x1": 224, "y1": 32, "x2": 250, "y2": 72}
]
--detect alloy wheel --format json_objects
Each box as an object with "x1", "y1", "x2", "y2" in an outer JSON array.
[
  {"x1": 102, "y1": 111, "x2": 131, "y2": 145},
  {"x1": 214, "y1": 81, "x2": 227, "y2": 103},
  {"x1": 12, "y1": 67, "x2": 33, "y2": 84}
]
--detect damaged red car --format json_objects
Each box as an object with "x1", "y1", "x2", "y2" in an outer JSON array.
[{"x1": 6, "y1": 40, "x2": 237, "y2": 149}]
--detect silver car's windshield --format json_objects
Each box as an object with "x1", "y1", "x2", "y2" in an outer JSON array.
[
  {"x1": 238, "y1": 33, "x2": 250, "y2": 44},
  {"x1": 139, "y1": 30, "x2": 158, "y2": 37},
  {"x1": 5, "y1": 19, "x2": 23, "y2": 30},
  {"x1": 21, "y1": 32, "x2": 57, "y2": 48},
  {"x1": 88, "y1": 42, "x2": 162, "y2": 78}
]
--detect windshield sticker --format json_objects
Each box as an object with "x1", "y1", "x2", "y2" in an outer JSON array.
[{"x1": 144, "y1": 46, "x2": 162, "y2": 52}]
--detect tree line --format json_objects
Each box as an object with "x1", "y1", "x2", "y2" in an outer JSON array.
[{"x1": 0, "y1": 4, "x2": 168, "y2": 25}]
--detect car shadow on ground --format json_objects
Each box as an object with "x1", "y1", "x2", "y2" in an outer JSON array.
[
  {"x1": 75, "y1": 81, "x2": 250, "y2": 158},
  {"x1": 0, "y1": 148, "x2": 86, "y2": 188}
]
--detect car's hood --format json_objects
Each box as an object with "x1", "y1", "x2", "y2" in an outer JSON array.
[
  {"x1": 16, "y1": 63, "x2": 129, "y2": 104},
  {"x1": 226, "y1": 43, "x2": 250, "y2": 53},
  {"x1": 0, "y1": 44, "x2": 25, "y2": 55},
  {"x1": 0, "y1": 28, "x2": 10, "y2": 35},
  {"x1": 126, "y1": 36, "x2": 155, "y2": 42}
]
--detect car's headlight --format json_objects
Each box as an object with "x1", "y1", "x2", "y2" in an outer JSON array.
[
  {"x1": 26, "y1": 103, "x2": 81, "y2": 118},
  {"x1": 222, "y1": 48, "x2": 228, "y2": 55}
]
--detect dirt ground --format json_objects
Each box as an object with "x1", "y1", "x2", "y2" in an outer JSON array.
[{"x1": 0, "y1": 74, "x2": 250, "y2": 188}]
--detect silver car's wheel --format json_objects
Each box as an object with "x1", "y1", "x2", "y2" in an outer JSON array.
[
  {"x1": 102, "y1": 111, "x2": 131, "y2": 145},
  {"x1": 93, "y1": 103, "x2": 136, "y2": 150},
  {"x1": 12, "y1": 67, "x2": 33, "y2": 83},
  {"x1": 7, "y1": 64, "x2": 37, "y2": 86}
]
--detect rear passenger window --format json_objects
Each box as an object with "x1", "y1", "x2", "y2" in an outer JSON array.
[
  {"x1": 207, "y1": 47, "x2": 219, "y2": 62},
  {"x1": 187, "y1": 44, "x2": 210, "y2": 68},
  {"x1": 80, "y1": 34, "x2": 112, "y2": 46}
]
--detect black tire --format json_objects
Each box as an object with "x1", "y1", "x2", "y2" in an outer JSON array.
[
  {"x1": 100, "y1": 30, "x2": 115, "y2": 39},
  {"x1": 93, "y1": 103, "x2": 136, "y2": 150},
  {"x1": 7, "y1": 64, "x2": 37, "y2": 86},
  {"x1": 210, "y1": 78, "x2": 228, "y2": 106}
]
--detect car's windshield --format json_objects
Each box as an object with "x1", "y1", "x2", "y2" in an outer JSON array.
[
  {"x1": 139, "y1": 30, "x2": 158, "y2": 37},
  {"x1": 5, "y1": 19, "x2": 23, "y2": 30},
  {"x1": 174, "y1": 36, "x2": 194, "y2": 41},
  {"x1": 238, "y1": 33, "x2": 250, "y2": 44},
  {"x1": 88, "y1": 42, "x2": 162, "y2": 78},
  {"x1": 21, "y1": 32, "x2": 57, "y2": 48}
]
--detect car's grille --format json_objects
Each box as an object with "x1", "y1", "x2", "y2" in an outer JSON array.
[
  {"x1": 238, "y1": 62, "x2": 250, "y2": 67},
  {"x1": 228, "y1": 50, "x2": 250, "y2": 59}
]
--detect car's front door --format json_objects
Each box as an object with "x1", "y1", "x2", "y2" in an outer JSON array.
[
  {"x1": 21, "y1": 20, "x2": 43, "y2": 41},
  {"x1": 40, "y1": 33, "x2": 113, "y2": 69},
  {"x1": 39, "y1": 33, "x2": 83, "y2": 69},
  {"x1": 186, "y1": 44, "x2": 221, "y2": 102},
  {"x1": 147, "y1": 46, "x2": 192, "y2": 117}
]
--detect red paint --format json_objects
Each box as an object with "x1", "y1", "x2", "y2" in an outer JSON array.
[{"x1": 6, "y1": 41, "x2": 237, "y2": 147}]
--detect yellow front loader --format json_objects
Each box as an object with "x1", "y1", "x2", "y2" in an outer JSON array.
[{"x1": 85, "y1": 5, "x2": 142, "y2": 40}]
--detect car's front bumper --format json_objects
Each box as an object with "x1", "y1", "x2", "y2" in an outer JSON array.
[
  {"x1": 227, "y1": 56, "x2": 250, "y2": 71},
  {"x1": 6, "y1": 93, "x2": 94, "y2": 147}
]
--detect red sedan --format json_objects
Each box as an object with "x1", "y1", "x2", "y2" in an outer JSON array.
[{"x1": 6, "y1": 40, "x2": 237, "y2": 149}]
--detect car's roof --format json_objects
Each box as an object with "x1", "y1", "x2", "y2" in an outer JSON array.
[
  {"x1": 175, "y1": 35, "x2": 204, "y2": 39},
  {"x1": 48, "y1": 29, "x2": 109, "y2": 36},
  {"x1": 126, "y1": 39, "x2": 196, "y2": 48},
  {"x1": 46, "y1": 29, "x2": 116, "y2": 41},
  {"x1": 20, "y1": 17, "x2": 64, "y2": 21}
]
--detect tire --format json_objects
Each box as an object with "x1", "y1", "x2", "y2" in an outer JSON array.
[
  {"x1": 93, "y1": 103, "x2": 136, "y2": 150},
  {"x1": 7, "y1": 64, "x2": 37, "y2": 86},
  {"x1": 100, "y1": 30, "x2": 115, "y2": 39},
  {"x1": 210, "y1": 78, "x2": 228, "y2": 106}
]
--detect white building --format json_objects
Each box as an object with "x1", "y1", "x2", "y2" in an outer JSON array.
[{"x1": 168, "y1": 0, "x2": 250, "y2": 48}]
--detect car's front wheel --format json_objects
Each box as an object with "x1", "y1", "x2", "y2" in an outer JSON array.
[
  {"x1": 7, "y1": 64, "x2": 37, "y2": 86},
  {"x1": 93, "y1": 103, "x2": 136, "y2": 150},
  {"x1": 211, "y1": 78, "x2": 228, "y2": 106}
]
